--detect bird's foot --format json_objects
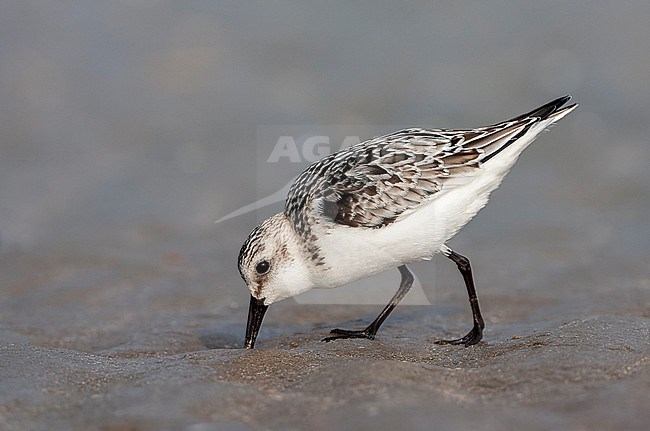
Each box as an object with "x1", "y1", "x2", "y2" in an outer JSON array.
[
  {"x1": 435, "y1": 324, "x2": 483, "y2": 347},
  {"x1": 322, "y1": 328, "x2": 376, "y2": 342}
]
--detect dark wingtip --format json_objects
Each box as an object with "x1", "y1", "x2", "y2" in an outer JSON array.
[{"x1": 507, "y1": 95, "x2": 572, "y2": 124}]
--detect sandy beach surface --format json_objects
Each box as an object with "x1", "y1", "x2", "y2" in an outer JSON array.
[{"x1": 1, "y1": 221, "x2": 648, "y2": 430}]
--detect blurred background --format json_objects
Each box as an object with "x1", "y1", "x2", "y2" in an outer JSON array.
[
  {"x1": 1, "y1": 0, "x2": 648, "y2": 328},
  {"x1": 1, "y1": 0, "x2": 648, "y2": 249},
  {"x1": 2, "y1": 0, "x2": 649, "y2": 317},
  {"x1": 1, "y1": 2, "x2": 648, "y2": 429}
]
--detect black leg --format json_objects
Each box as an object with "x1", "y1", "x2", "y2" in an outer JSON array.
[
  {"x1": 323, "y1": 265, "x2": 414, "y2": 342},
  {"x1": 435, "y1": 247, "x2": 485, "y2": 347}
]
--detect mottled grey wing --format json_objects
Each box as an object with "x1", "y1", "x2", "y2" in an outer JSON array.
[
  {"x1": 285, "y1": 96, "x2": 571, "y2": 231},
  {"x1": 318, "y1": 135, "x2": 448, "y2": 228},
  {"x1": 317, "y1": 124, "x2": 529, "y2": 228}
]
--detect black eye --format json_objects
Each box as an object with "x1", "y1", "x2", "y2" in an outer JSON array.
[{"x1": 255, "y1": 260, "x2": 270, "y2": 275}]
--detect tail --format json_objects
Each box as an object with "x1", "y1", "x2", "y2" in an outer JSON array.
[{"x1": 481, "y1": 95, "x2": 577, "y2": 163}]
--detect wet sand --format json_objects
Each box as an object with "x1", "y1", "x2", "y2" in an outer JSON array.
[{"x1": 1, "y1": 227, "x2": 648, "y2": 431}]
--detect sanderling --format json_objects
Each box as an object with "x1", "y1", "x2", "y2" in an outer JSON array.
[{"x1": 239, "y1": 95, "x2": 577, "y2": 349}]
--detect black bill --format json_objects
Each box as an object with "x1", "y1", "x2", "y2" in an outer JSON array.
[{"x1": 244, "y1": 296, "x2": 269, "y2": 349}]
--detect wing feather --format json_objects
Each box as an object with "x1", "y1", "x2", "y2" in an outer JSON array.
[{"x1": 285, "y1": 96, "x2": 573, "y2": 232}]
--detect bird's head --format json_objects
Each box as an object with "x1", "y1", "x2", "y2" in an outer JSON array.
[{"x1": 238, "y1": 213, "x2": 313, "y2": 348}]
